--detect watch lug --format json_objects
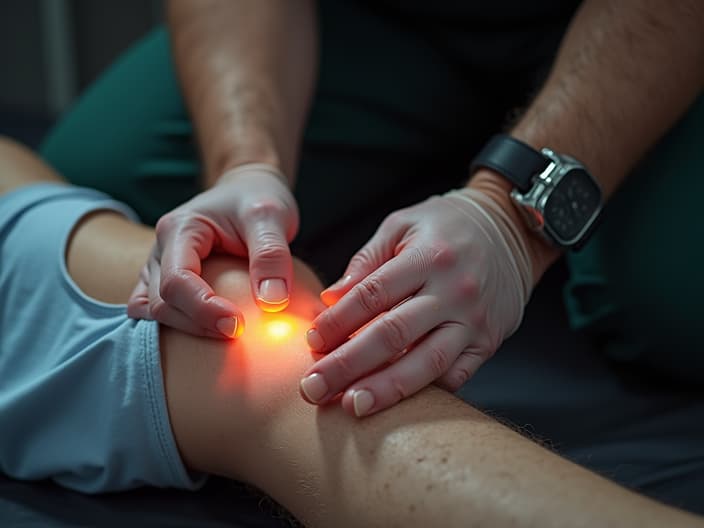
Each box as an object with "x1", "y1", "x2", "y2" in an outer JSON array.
[{"x1": 510, "y1": 189, "x2": 545, "y2": 232}]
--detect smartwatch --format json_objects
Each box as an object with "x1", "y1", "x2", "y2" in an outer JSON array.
[{"x1": 470, "y1": 134, "x2": 603, "y2": 250}]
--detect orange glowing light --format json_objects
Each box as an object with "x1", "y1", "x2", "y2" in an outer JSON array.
[
  {"x1": 218, "y1": 312, "x2": 307, "y2": 391},
  {"x1": 265, "y1": 319, "x2": 294, "y2": 341}
]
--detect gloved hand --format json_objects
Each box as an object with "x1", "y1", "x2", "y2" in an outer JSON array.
[
  {"x1": 127, "y1": 163, "x2": 299, "y2": 338},
  {"x1": 299, "y1": 188, "x2": 533, "y2": 417}
]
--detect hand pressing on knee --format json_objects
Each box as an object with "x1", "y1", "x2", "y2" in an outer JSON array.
[
  {"x1": 127, "y1": 163, "x2": 299, "y2": 339},
  {"x1": 299, "y1": 185, "x2": 540, "y2": 417}
]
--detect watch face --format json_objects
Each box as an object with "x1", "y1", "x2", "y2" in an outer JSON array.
[{"x1": 543, "y1": 168, "x2": 601, "y2": 242}]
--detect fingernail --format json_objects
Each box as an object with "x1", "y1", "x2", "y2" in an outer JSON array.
[
  {"x1": 305, "y1": 328, "x2": 325, "y2": 351},
  {"x1": 300, "y1": 373, "x2": 328, "y2": 403},
  {"x1": 320, "y1": 289, "x2": 339, "y2": 307},
  {"x1": 258, "y1": 278, "x2": 289, "y2": 311},
  {"x1": 216, "y1": 316, "x2": 238, "y2": 338},
  {"x1": 328, "y1": 274, "x2": 353, "y2": 291},
  {"x1": 353, "y1": 389, "x2": 375, "y2": 417}
]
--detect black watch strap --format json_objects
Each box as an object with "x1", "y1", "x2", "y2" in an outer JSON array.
[{"x1": 470, "y1": 134, "x2": 550, "y2": 193}]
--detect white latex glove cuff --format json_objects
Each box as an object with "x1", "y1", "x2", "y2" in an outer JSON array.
[
  {"x1": 219, "y1": 162, "x2": 289, "y2": 187},
  {"x1": 444, "y1": 188, "x2": 533, "y2": 336}
]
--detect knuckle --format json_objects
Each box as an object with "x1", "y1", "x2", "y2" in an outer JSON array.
[
  {"x1": 355, "y1": 276, "x2": 388, "y2": 315},
  {"x1": 329, "y1": 349, "x2": 357, "y2": 382},
  {"x1": 388, "y1": 374, "x2": 411, "y2": 403},
  {"x1": 448, "y1": 366, "x2": 471, "y2": 391},
  {"x1": 404, "y1": 246, "x2": 432, "y2": 276},
  {"x1": 155, "y1": 210, "x2": 191, "y2": 237},
  {"x1": 316, "y1": 307, "x2": 346, "y2": 339},
  {"x1": 348, "y1": 249, "x2": 375, "y2": 273},
  {"x1": 126, "y1": 303, "x2": 142, "y2": 319},
  {"x1": 381, "y1": 209, "x2": 405, "y2": 230},
  {"x1": 159, "y1": 269, "x2": 189, "y2": 303},
  {"x1": 251, "y1": 239, "x2": 289, "y2": 264},
  {"x1": 149, "y1": 298, "x2": 168, "y2": 321},
  {"x1": 378, "y1": 315, "x2": 410, "y2": 353},
  {"x1": 427, "y1": 345, "x2": 450, "y2": 378},
  {"x1": 155, "y1": 212, "x2": 178, "y2": 235},
  {"x1": 470, "y1": 306, "x2": 489, "y2": 329},
  {"x1": 246, "y1": 198, "x2": 289, "y2": 221},
  {"x1": 430, "y1": 243, "x2": 458, "y2": 271},
  {"x1": 456, "y1": 275, "x2": 480, "y2": 300},
  {"x1": 155, "y1": 210, "x2": 210, "y2": 249},
  {"x1": 484, "y1": 340, "x2": 500, "y2": 360}
]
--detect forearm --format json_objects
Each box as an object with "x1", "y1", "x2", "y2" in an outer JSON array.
[
  {"x1": 167, "y1": 0, "x2": 318, "y2": 185},
  {"x1": 471, "y1": 0, "x2": 704, "y2": 280},
  {"x1": 512, "y1": 0, "x2": 704, "y2": 197}
]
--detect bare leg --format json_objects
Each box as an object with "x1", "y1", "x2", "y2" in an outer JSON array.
[{"x1": 1, "y1": 137, "x2": 701, "y2": 527}]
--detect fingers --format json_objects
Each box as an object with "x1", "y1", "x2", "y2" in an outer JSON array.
[
  {"x1": 340, "y1": 323, "x2": 472, "y2": 417},
  {"x1": 126, "y1": 265, "x2": 151, "y2": 320},
  {"x1": 320, "y1": 211, "x2": 406, "y2": 306},
  {"x1": 434, "y1": 348, "x2": 485, "y2": 392},
  {"x1": 307, "y1": 246, "x2": 430, "y2": 354},
  {"x1": 129, "y1": 166, "x2": 300, "y2": 337},
  {"x1": 132, "y1": 240, "x2": 243, "y2": 339},
  {"x1": 242, "y1": 213, "x2": 294, "y2": 313},
  {"x1": 299, "y1": 294, "x2": 444, "y2": 405}
]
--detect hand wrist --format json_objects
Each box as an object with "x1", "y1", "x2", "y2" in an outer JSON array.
[
  {"x1": 216, "y1": 162, "x2": 289, "y2": 188},
  {"x1": 467, "y1": 169, "x2": 562, "y2": 285},
  {"x1": 208, "y1": 134, "x2": 285, "y2": 188}
]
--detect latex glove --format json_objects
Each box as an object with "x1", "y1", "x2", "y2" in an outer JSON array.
[
  {"x1": 299, "y1": 188, "x2": 533, "y2": 417},
  {"x1": 127, "y1": 163, "x2": 299, "y2": 338}
]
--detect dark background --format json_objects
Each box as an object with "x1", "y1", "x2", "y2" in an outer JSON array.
[{"x1": 0, "y1": 0, "x2": 162, "y2": 146}]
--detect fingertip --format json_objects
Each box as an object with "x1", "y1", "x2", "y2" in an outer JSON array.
[
  {"x1": 257, "y1": 278, "x2": 289, "y2": 312},
  {"x1": 342, "y1": 388, "x2": 376, "y2": 418},
  {"x1": 257, "y1": 297, "x2": 290, "y2": 313},
  {"x1": 299, "y1": 372, "x2": 329, "y2": 404},
  {"x1": 215, "y1": 316, "x2": 237, "y2": 338},
  {"x1": 233, "y1": 312, "x2": 245, "y2": 338},
  {"x1": 319, "y1": 288, "x2": 340, "y2": 307},
  {"x1": 305, "y1": 328, "x2": 325, "y2": 351},
  {"x1": 215, "y1": 313, "x2": 246, "y2": 339}
]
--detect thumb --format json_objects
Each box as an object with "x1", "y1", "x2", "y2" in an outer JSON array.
[{"x1": 244, "y1": 216, "x2": 294, "y2": 312}]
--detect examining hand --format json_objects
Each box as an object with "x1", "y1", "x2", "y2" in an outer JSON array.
[
  {"x1": 299, "y1": 188, "x2": 533, "y2": 416},
  {"x1": 127, "y1": 163, "x2": 299, "y2": 338}
]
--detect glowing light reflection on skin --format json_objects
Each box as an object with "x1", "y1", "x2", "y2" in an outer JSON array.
[
  {"x1": 217, "y1": 311, "x2": 311, "y2": 392},
  {"x1": 241, "y1": 312, "x2": 309, "y2": 348},
  {"x1": 205, "y1": 256, "x2": 324, "y2": 394},
  {"x1": 265, "y1": 319, "x2": 294, "y2": 342}
]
